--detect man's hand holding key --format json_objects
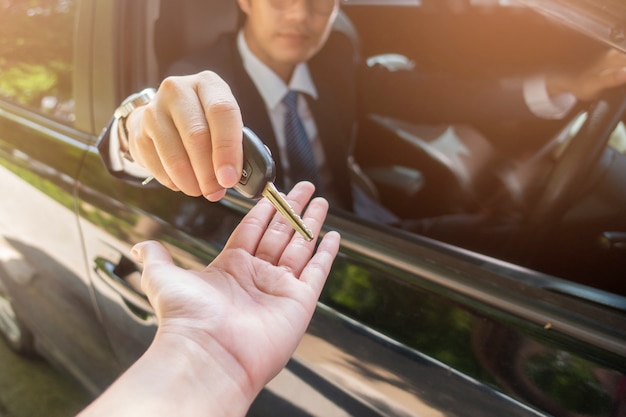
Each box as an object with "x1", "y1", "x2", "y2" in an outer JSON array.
[{"x1": 126, "y1": 72, "x2": 244, "y2": 201}]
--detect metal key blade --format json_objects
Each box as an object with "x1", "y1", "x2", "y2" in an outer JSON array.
[{"x1": 262, "y1": 182, "x2": 314, "y2": 241}]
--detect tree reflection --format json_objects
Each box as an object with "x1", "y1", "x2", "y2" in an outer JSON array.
[
  {"x1": 0, "y1": 0, "x2": 75, "y2": 122},
  {"x1": 525, "y1": 351, "x2": 612, "y2": 416},
  {"x1": 321, "y1": 258, "x2": 620, "y2": 416},
  {"x1": 321, "y1": 258, "x2": 490, "y2": 381}
]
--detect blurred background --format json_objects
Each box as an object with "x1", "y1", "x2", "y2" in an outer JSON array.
[{"x1": 0, "y1": 339, "x2": 92, "y2": 417}]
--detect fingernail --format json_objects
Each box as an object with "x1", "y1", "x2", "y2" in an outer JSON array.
[
  {"x1": 206, "y1": 189, "x2": 226, "y2": 202},
  {"x1": 217, "y1": 165, "x2": 239, "y2": 188}
]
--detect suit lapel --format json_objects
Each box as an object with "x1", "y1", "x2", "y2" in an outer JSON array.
[
  {"x1": 308, "y1": 50, "x2": 355, "y2": 206},
  {"x1": 308, "y1": 77, "x2": 346, "y2": 169}
]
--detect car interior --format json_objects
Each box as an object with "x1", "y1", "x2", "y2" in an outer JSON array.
[{"x1": 130, "y1": 0, "x2": 626, "y2": 298}]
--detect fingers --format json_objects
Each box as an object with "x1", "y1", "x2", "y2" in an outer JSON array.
[
  {"x1": 133, "y1": 79, "x2": 206, "y2": 196},
  {"x1": 233, "y1": 180, "x2": 331, "y2": 278},
  {"x1": 127, "y1": 106, "x2": 183, "y2": 192},
  {"x1": 224, "y1": 180, "x2": 339, "y2": 299},
  {"x1": 254, "y1": 182, "x2": 316, "y2": 264},
  {"x1": 128, "y1": 72, "x2": 243, "y2": 200},
  {"x1": 170, "y1": 72, "x2": 243, "y2": 198},
  {"x1": 300, "y1": 231, "x2": 341, "y2": 296},
  {"x1": 225, "y1": 182, "x2": 316, "y2": 254},
  {"x1": 224, "y1": 194, "x2": 285, "y2": 254},
  {"x1": 197, "y1": 74, "x2": 243, "y2": 189},
  {"x1": 276, "y1": 194, "x2": 330, "y2": 277}
]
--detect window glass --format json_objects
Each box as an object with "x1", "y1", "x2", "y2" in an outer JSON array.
[
  {"x1": 342, "y1": 2, "x2": 626, "y2": 297},
  {"x1": 0, "y1": 0, "x2": 76, "y2": 124}
]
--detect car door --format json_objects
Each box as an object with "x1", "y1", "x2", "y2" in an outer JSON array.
[
  {"x1": 0, "y1": 0, "x2": 120, "y2": 395},
  {"x1": 79, "y1": 147, "x2": 626, "y2": 417},
  {"x1": 78, "y1": 1, "x2": 626, "y2": 416}
]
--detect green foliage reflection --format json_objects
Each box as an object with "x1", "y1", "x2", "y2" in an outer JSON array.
[
  {"x1": 326, "y1": 264, "x2": 378, "y2": 312},
  {"x1": 525, "y1": 351, "x2": 611, "y2": 415},
  {"x1": 0, "y1": 0, "x2": 75, "y2": 122},
  {"x1": 322, "y1": 258, "x2": 490, "y2": 381}
]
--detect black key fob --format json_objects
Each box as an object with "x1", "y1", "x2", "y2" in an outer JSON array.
[{"x1": 234, "y1": 127, "x2": 276, "y2": 199}]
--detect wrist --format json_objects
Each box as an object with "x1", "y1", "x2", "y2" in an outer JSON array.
[
  {"x1": 79, "y1": 329, "x2": 258, "y2": 417},
  {"x1": 150, "y1": 329, "x2": 257, "y2": 416}
]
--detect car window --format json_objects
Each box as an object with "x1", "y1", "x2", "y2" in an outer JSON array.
[
  {"x1": 0, "y1": 0, "x2": 76, "y2": 124},
  {"x1": 146, "y1": 0, "x2": 625, "y2": 299},
  {"x1": 342, "y1": 3, "x2": 626, "y2": 298}
]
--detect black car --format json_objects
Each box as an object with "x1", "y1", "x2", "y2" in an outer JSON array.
[{"x1": 1, "y1": 0, "x2": 625, "y2": 416}]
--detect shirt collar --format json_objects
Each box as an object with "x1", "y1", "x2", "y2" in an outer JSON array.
[{"x1": 237, "y1": 30, "x2": 318, "y2": 110}]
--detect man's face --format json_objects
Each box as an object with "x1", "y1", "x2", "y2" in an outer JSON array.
[{"x1": 238, "y1": 0, "x2": 339, "y2": 80}]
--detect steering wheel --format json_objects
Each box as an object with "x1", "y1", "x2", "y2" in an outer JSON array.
[{"x1": 526, "y1": 85, "x2": 626, "y2": 227}]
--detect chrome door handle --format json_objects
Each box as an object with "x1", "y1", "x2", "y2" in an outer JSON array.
[{"x1": 94, "y1": 256, "x2": 154, "y2": 317}]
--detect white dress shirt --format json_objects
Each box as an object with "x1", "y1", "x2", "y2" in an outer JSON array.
[{"x1": 237, "y1": 30, "x2": 331, "y2": 191}]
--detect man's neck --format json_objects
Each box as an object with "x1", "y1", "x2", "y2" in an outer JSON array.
[
  {"x1": 237, "y1": 30, "x2": 318, "y2": 110},
  {"x1": 242, "y1": 30, "x2": 293, "y2": 82}
]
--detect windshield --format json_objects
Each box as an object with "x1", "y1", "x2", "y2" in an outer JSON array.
[{"x1": 518, "y1": 0, "x2": 626, "y2": 53}]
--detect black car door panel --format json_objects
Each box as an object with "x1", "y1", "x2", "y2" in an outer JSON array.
[
  {"x1": 77, "y1": 128, "x2": 626, "y2": 415},
  {"x1": 0, "y1": 109, "x2": 119, "y2": 394}
]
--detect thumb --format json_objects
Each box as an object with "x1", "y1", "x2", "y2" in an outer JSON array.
[
  {"x1": 131, "y1": 240, "x2": 175, "y2": 299},
  {"x1": 131, "y1": 240, "x2": 173, "y2": 265}
]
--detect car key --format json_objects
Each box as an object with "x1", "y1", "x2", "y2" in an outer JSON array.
[{"x1": 234, "y1": 127, "x2": 314, "y2": 241}]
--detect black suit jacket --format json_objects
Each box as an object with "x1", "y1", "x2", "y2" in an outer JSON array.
[{"x1": 168, "y1": 32, "x2": 357, "y2": 209}]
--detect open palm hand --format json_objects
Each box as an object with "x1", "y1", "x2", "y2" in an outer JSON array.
[{"x1": 132, "y1": 182, "x2": 340, "y2": 399}]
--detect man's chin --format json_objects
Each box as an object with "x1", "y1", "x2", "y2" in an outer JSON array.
[
  {"x1": 275, "y1": 50, "x2": 315, "y2": 66},
  {"x1": 275, "y1": 37, "x2": 318, "y2": 57}
]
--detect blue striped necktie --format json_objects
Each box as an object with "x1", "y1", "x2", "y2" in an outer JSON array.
[{"x1": 283, "y1": 90, "x2": 322, "y2": 191}]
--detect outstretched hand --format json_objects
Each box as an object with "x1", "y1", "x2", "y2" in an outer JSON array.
[
  {"x1": 79, "y1": 181, "x2": 340, "y2": 417},
  {"x1": 137, "y1": 181, "x2": 339, "y2": 392}
]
